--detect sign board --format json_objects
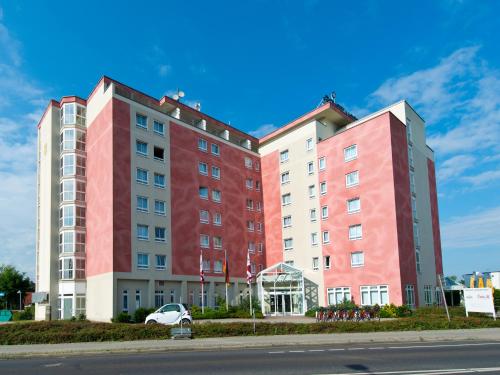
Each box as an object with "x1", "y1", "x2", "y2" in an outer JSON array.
[
  {"x1": 0, "y1": 310, "x2": 12, "y2": 322},
  {"x1": 0, "y1": 292, "x2": 5, "y2": 297},
  {"x1": 463, "y1": 288, "x2": 496, "y2": 319}
]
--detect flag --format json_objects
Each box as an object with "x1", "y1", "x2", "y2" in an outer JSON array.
[
  {"x1": 246, "y1": 251, "x2": 252, "y2": 285},
  {"x1": 200, "y1": 251, "x2": 204, "y2": 283},
  {"x1": 223, "y1": 252, "x2": 230, "y2": 285}
]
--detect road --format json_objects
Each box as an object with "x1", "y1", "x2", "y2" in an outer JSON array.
[{"x1": 1, "y1": 341, "x2": 500, "y2": 374}]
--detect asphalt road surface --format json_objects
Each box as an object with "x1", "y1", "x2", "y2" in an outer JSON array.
[{"x1": 1, "y1": 341, "x2": 500, "y2": 374}]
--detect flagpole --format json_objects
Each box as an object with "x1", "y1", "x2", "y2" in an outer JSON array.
[
  {"x1": 201, "y1": 279, "x2": 205, "y2": 315},
  {"x1": 200, "y1": 250, "x2": 204, "y2": 314},
  {"x1": 249, "y1": 280, "x2": 252, "y2": 317},
  {"x1": 225, "y1": 250, "x2": 229, "y2": 311}
]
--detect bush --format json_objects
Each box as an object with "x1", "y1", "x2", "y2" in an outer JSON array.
[
  {"x1": 12, "y1": 306, "x2": 34, "y2": 321},
  {"x1": 305, "y1": 308, "x2": 317, "y2": 318},
  {"x1": 379, "y1": 304, "x2": 398, "y2": 318},
  {"x1": 494, "y1": 289, "x2": 500, "y2": 309},
  {"x1": 112, "y1": 312, "x2": 131, "y2": 323},
  {"x1": 133, "y1": 308, "x2": 156, "y2": 323},
  {"x1": 395, "y1": 305, "x2": 413, "y2": 317}
]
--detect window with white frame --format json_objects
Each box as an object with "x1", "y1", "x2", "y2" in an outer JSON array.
[
  {"x1": 136, "y1": 168, "x2": 148, "y2": 184},
  {"x1": 200, "y1": 234, "x2": 209, "y2": 248},
  {"x1": 349, "y1": 224, "x2": 362, "y2": 240},
  {"x1": 257, "y1": 222, "x2": 262, "y2": 232},
  {"x1": 251, "y1": 262, "x2": 256, "y2": 275},
  {"x1": 322, "y1": 231, "x2": 330, "y2": 244},
  {"x1": 137, "y1": 253, "x2": 149, "y2": 269},
  {"x1": 245, "y1": 178, "x2": 253, "y2": 189},
  {"x1": 360, "y1": 285, "x2": 388, "y2": 305},
  {"x1": 61, "y1": 154, "x2": 75, "y2": 176},
  {"x1": 199, "y1": 186, "x2": 208, "y2": 199},
  {"x1": 154, "y1": 173, "x2": 165, "y2": 188},
  {"x1": 248, "y1": 241, "x2": 255, "y2": 253},
  {"x1": 308, "y1": 185, "x2": 316, "y2": 198},
  {"x1": 155, "y1": 227, "x2": 166, "y2": 242},
  {"x1": 411, "y1": 196, "x2": 417, "y2": 219},
  {"x1": 255, "y1": 162, "x2": 260, "y2": 171},
  {"x1": 211, "y1": 143, "x2": 220, "y2": 156},
  {"x1": 310, "y1": 208, "x2": 317, "y2": 222},
  {"x1": 324, "y1": 255, "x2": 331, "y2": 269},
  {"x1": 214, "y1": 260, "x2": 223, "y2": 273},
  {"x1": 244, "y1": 157, "x2": 252, "y2": 169},
  {"x1": 320, "y1": 181, "x2": 327, "y2": 195},
  {"x1": 122, "y1": 290, "x2": 129, "y2": 312},
  {"x1": 255, "y1": 180, "x2": 261, "y2": 191},
  {"x1": 312, "y1": 257, "x2": 319, "y2": 270},
  {"x1": 282, "y1": 193, "x2": 291, "y2": 206},
  {"x1": 408, "y1": 144, "x2": 414, "y2": 168},
  {"x1": 283, "y1": 215, "x2": 292, "y2": 228},
  {"x1": 256, "y1": 201, "x2": 262, "y2": 211},
  {"x1": 60, "y1": 179, "x2": 75, "y2": 201},
  {"x1": 281, "y1": 171, "x2": 290, "y2": 184},
  {"x1": 58, "y1": 257, "x2": 74, "y2": 279},
  {"x1": 212, "y1": 189, "x2": 221, "y2": 202},
  {"x1": 213, "y1": 212, "x2": 222, "y2": 226},
  {"x1": 137, "y1": 196, "x2": 148, "y2": 212},
  {"x1": 136, "y1": 114, "x2": 147, "y2": 129},
  {"x1": 351, "y1": 251, "x2": 364, "y2": 267},
  {"x1": 60, "y1": 206, "x2": 75, "y2": 227},
  {"x1": 155, "y1": 290, "x2": 164, "y2": 307},
  {"x1": 258, "y1": 243, "x2": 264, "y2": 253},
  {"x1": 416, "y1": 249, "x2": 421, "y2": 273},
  {"x1": 198, "y1": 138, "x2": 208, "y2": 151},
  {"x1": 424, "y1": 285, "x2": 433, "y2": 306},
  {"x1": 213, "y1": 236, "x2": 222, "y2": 249},
  {"x1": 280, "y1": 150, "x2": 289, "y2": 163},
  {"x1": 328, "y1": 287, "x2": 352, "y2": 305},
  {"x1": 321, "y1": 206, "x2": 328, "y2": 220},
  {"x1": 153, "y1": 120, "x2": 165, "y2": 135},
  {"x1": 246, "y1": 199, "x2": 254, "y2": 210},
  {"x1": 311, "y1": 232, "x2": 318, "y2": 246},
  {"x1": 61, "y1": 128, "x2": 75, "y2": 151},
  {"x1": 154, "y1": 200, "x2": 166, "y2": 215},
  {"x1": 247, "y1": 220, "x2": 255, "y2": 232},
  {"x1": 136, "y1": 288, "x2": 142, "y2": 308},
  {"x1": 413, "y1": 222, "x2": 420, "y2": 248},
  {"x1": 156, "y1": 255, "x2": 166, "y2": 270},
  {"x1": 318, "y1": 157, "x2": 326, "y2": 171},
  {"x1": 198, "y1": 162, "x2": 208, "y2": 175},
  {"x1": 347, "y1": 198, "x2": 361, "y2": 213},
  {"x1": 405, "y1": 284, "x2": 415, "y2": 307},
  {"x1": 137, "y1": 224, "x2": 149, "y2": 240},
  {"x1": 200, "y1": 209, "x2": 209, "y2": 223},
  {"x1": 307, "y1": 161, "x2": 314, "y2": 175},
  {"x1": 306, "y1": 138, "x2": 313, "y2": 151},
  {"x1": 211, "y1": 166, "x2": 221, "y2": 179},
  {"x1": 202, "y1": 259, "x2": 211, "y2": 272},
  {"x1": 62, "y1": 103, "x2": 76, "y2": 125},
  {"x1": 346, "y1": 171, "x2": 359, "y2": 187},
  {"x1": 344, "y1": 144, "x2": 358, "y2": 161},
  {"x1": 136, "y1": 140, "x2": 148, "y2": 156},
  {"x1": 283, "y1": 238, "x2": 293, "y2": 251},
  {"x1": 410, "y1": 171, "x2": 416, "y2": 193}
]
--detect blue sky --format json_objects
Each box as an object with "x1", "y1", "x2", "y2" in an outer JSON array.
[{"x1": 0, "y1": 1, "x2": 499, "y2": 279}]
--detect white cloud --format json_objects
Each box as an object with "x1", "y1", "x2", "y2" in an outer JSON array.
[
  {"x1": 249, "y1": 123, "x2": 279, "y2": 138},
  {"x1": 437, "y1": 154, "x2": 475, "y2": 181},
  {"x1": 442, "y1": 206, "x2": 500, "y2": 250},
  {"x1": 158, "y1": 64, "x2": 171, "y2": 77},
  {"x1": 462, "y1": 169, "x2": 500, "y2": 187}
]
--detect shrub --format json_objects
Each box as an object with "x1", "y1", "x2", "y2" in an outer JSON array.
[
  {"x1": 494, "y1": 289, "x2": 500, "y2": 309},
  {"x1": 305, "y1": 308, "x2": 317, "y2": 318},
  {"x1": 12, "y1": 306, "x2": 34, "y2": 321},
  {"x1": 395, "y1": 305, "x2": 413, "y2": 317},
  {"x1": 379, "y1": 304, "x2": 398, "y2": 318},
  {"x1": 112, "y1": 312, "x2": 131, "y2": 323},
  {"x1": 133, "y1": 308, "x2": 156, "y2": 323}
]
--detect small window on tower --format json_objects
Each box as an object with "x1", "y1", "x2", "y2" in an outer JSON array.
[{"x1": 154, "y1": 146, "x2": 164, "y2": 161}]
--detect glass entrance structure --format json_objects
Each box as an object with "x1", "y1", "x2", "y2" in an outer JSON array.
[{"x1": 257, "y1": 263, "x2": 305, "y2": 316}]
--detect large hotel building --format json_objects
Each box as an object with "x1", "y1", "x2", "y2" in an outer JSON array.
[{"x1": 35, "y1": 76, "x2": 443, "y2": 321}]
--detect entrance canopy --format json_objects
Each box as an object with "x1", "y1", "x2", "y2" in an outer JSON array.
[{"x1": 257, "y1": 263, "x2": 305, "y2": 316}]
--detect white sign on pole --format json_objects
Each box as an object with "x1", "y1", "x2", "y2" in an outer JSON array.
[{"x1": 463, "y1": 288, "x2": 496, "y2": 320}]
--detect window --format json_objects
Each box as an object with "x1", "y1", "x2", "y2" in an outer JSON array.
[
  {"x1": 62, "y1": 103, "x2": 76, "y2": 125},
  {"x1": 211, "y1": 143, "x2": 220, "y2": 156},
  {"x1": 283, "y1": 215, "x2": 292, "y2": 228},
  {"x1": 406, "y1": 121, "x2": 413, "y2": 141},
  {"x1": 200, "y1": 210, "x2": 209, "y2": 223},
  {"x1": 349, "y1": 224, "x2": 362, "y2": 240},
  {"x1": 318, "y1": 157, "x2": 326, "y2": 171},
  {"x1": 306, "y1": 138, "x2": 313, "y2": 151},
  {"x1": 255, "y1": 181, "x2": 261, "y2": 191},
  {"x1": 255, "y1": 162, "x2": 260, "y2": 171},
  {"x1": 347, "y1": 198, "x2": 361, "y2": 213},
  {"x1": 244, "y1": 157, "x2": 253, "y2": 169},
  {"x1": 307, "y1": 161, "x2": 314, "y2": 175},
  {"x1": 424, "y1": 285, "x2": 433, "y2": 306},
  {"x1": 155, "y1": 290, "x2": 164, "y2": 307},
  {"x1": 328, "y1": 287, "x2": 351, "y2": 305},
  {"x1": 212, "y1": 189, "x2": 221, "y2": 202},
  {"x1": 248, "y1": 241, "x2": 255, "y2": 253},
  {"x1": 198, "y1": 138, "x2": 208, "y2": 151},
  {"x1": 281, "y1": 171, "x2": 290, "y2": 184},
  {"x1": 405, "y1": 284, "x2": 415, "y2": 307},
  {"x1": 202, "y1": 260, "x2": 210, "y2": 272},
  {"x1": 214, "y1": 260, "x2": 223, "y2": 273},
  {"x1": 320, "y1": 181, "x2": 327, "y2": 195},
  {"x1": 413, "y1": 222, "x2": 420, "y2": 248},
  {"x1": 256, "y1": 201, "x2": 262, "y2": 211},
  {"x1": 280, "y1": 150, "x2": 289, "y2": 163},
  {"x1": 58, "y1": 257, "x2": 74, "y2": 279},
  {"x1": 122, "y1": 290, "x2": 129, "y2": 312},
  {"x1": 245, "y1": 178, "x2": 253, "y2": 189},
  {"x1": 136, "y1": 114, "x2": 147, "y2": 129},
  {"x1": 61, "y1": 128, "x2": 75, "y2": 151},
  {"x1": 153, "y1": 146, "x2": 164, "y2": 161},
  {"x1": 59, "y1": 231, "x2": 84, "y2": 254},
  {"x1": 213, "y1": 236, "x2": 222, "y2": 249},
  {"x1": 154, "y1": 173, "x2": 165, "y2": 188},
  {"x1": 308, "y1": 185, "x2": 316, "y2": 198},
  {"x1": 137, "y1": 253, "x2": 149, "y2": 269},
  {"x1": 156, "y1": 255, "x2": 166, "y2": 270},
  {"x1": 61, "y1": 154, "x2": 75, "y2": 176},
  {"x1": 360, "y1": 285, "x2": 388, "y2": 306},
  {"x1": 198, "y1": 162, "x2": 208, "y2": 175},
  {"x1": 137, "y1": 196, "x2": 149, "y2": 212},
  {"x1": 135, "y1": 290, "x2": 141, "y2": 309},
  {"x1": 153, "y1": 120, "x2": 165, "y2": 135},
  {"x1": 136, "y1": 140, "x2": 148, "y2": 156},
  {"x1": 410, "y1": 171, "x2": 416, "y2": 193},
  {"x1": 411, "y1": 196, "x2": 417, "y2": 219},
  {"x1": 310, "y1": 209, "x2": 317, "y2": 222},
  {"x1": 60, "y1": 206, "x2": 74, "y2": 227},
  {"x1": 247, "y1": 220, "x2": 255, "y2": 232},
  {"x1": 283, "y1": 238, "x2": 293, "y2": 251},
  {"x1": 246, "y1": 199, "x2": 254, "y2": 210},
  {"x1": 211, "y1": 166, "x2": 221, "y2": 179},
  {"x1": 200, "y1": 234, "x2": 209, "y2": 248},
  {"x1": 154, "y1": 200, "x2": 166, "y2": 215},
  {"x1": 324, "y1": 255, "x2": 331, "y2": 269},
  {"x1": 321, "y1": 205, "x2": 328, "y2": 220},
  {"x1": 199, "y1": 186, "x2": 208, "y2": 199},
  {"x1": 61, "y1": 179, "x2": 75, "y2": 201},
  {"x1": 257, "y1": 222, "x2": 263, "y2": 232},
  {"x1": 258, "y1": 243, "x2": 264, "y2": 253},
  {"x1": 312, "y1": 257, "x2": 319, "y2": 270},
  {"x1": 408, "y1": 144, "x2": 414, "y2": 168},
  {"x1": 136, "y1": 168, "x2": 148, "y2": 184},
  {"x1": 344, "y1": 144, "x2": 358, "y2": 162},
  {"x1": 213, "y1": 212, "x2": 222, "y2": 226},
  {"x1": 155, "y1": 227, "x2": 166, "y2": 242},
  {"x1": 416, "y1": 249, "x2": 421, "y2": 273},
  {"x1": 351, "y1": 251, "x2": 364, "y2": 267},
  {"x1": 281, "y1": 193, "x2": 291, "y2": 206},
  {"x1": 311, "y1": 232, "x2": 318, "y2": 246},
  {"x1": 322, "y1": 231, "x2": 330, "y2": 244},
  {"x1": 285, "y1": 260, "x2": 294, "y2": 266},
  {"x1": 137, "y1": 224, "x2": 149, "y2": 240},
  {"x1": 346, "y1": 171, "x2": 359, "y2": 187}
]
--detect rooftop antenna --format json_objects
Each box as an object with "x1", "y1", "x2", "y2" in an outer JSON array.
[
  {"x1": 194, "y1": 102, "x2": 201, "y2": 111},
  {"x1": 330, "y1": 91, "x2": 336, "y2": 103},
  {"x1": 172, "y1": 89, "x2": 185, "y2": 101}
]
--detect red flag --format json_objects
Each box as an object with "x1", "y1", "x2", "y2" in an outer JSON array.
[
  {"x1": 223, "y1": 252, "x2": 229, "y2": 285},
  {"x1": 200, "y1": 251, "x2": 205, "y2": 283},
  {"x1": 246, "y1": 251, "x2": 252, "y2": 285}
]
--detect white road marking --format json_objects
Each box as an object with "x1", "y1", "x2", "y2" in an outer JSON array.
[
  {"x1": 308, "y1": 349, "x2": 325, "y2": 352},
  {"x1": 289, "y1": 350, "x2": 305, "y2": 353},
  {"x1": 347, "y1": 347, "x2": 365, "y2": 350},
  {"x1": 268, "y1": 351, "x2": 285, "y2": 354},
  {"x1": 327, "y1": 348, "x2": 345, "y2": 351},
  {"x1": 387, "y1": 342, "x2": 500, "y2": 350},
  {"x1": 312, "y1": 366, "x2": 500, "y2": 375},
  {"x1": 368, "y1": 347, "x2": 385, "y2": 350},
  {"x1": 43, "y1": 363, "x2": 62, "y2": 368}
]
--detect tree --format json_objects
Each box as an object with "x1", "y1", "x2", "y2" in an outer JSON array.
[{"x1": 0, "y1": 265, "x2": 35, "y2": 310}]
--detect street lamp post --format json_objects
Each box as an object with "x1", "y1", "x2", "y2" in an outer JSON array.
[{"x1": 17, "y1": 290, "x2": 22, "y2": 311}]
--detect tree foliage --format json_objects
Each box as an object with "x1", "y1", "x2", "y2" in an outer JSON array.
[{"x1": 0, "y1": 265, "x2": 34, "y2": 309}]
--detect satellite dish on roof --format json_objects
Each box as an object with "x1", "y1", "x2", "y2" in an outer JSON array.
[
  {"x1": 172, "y1": 89, "x2": 185, "y2": 101},
  {"x1": 178, "y1": 90, "x2": 185, "y2": 98},
  {"x1": 173, "y1": 94, "x2": 179, "y2": 100}
]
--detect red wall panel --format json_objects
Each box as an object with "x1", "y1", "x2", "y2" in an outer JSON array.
[{"x1": 427, "y1": 158, "x2": 443, "y2": 275}]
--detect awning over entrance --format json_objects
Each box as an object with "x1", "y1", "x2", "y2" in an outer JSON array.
[{"x1": 257, "y1": 262, "x2": 305, "y2": 316}]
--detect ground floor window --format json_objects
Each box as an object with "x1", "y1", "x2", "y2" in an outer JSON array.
[
  {"x1": 170, "y1": 290, "x2": 176, "y2": 303},
  {"x1": 76, "y1": 295, "x2": 86, "y2": 317},
  {"x1": 135, "y1": 289, "x2": 141, "y2": 309},
  {"x1": 155, "y1": 290, "x2": 164, "y2": 307},
  {"x1": 424, "y1": 285, "x2": 433, "y2": 306},
  {"x1": 123, "y1": 290, "x2": 129, "y2": 312},
  {"x1": 360, "y1": 285, "x2": 389, "y2": 306},
  {"x1": 327, "y1": 287, "x2": 351, "y2": 305},
  {"x1": 405, "y1": 284, "x2": 415, "y2": 307}
]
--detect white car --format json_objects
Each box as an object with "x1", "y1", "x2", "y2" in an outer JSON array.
[{"x1": 145, "y1": 303, "x2": 193, "y2": 325}]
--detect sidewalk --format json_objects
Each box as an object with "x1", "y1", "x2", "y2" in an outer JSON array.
[{"x1": 1, "y1": 328, "x2": 500, "y2": 358}]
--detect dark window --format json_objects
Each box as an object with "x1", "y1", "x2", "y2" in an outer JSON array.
[{"x1": 154, "y1": 146, "x2": 164, "y2": 161}]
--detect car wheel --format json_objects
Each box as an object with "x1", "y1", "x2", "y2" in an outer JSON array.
[
  {"x1": 181, "y1": 318, "x2": 191, "y2": 325},
  {"x1": 147, "y1": 320, "x2": 157, "y2": 324}
]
